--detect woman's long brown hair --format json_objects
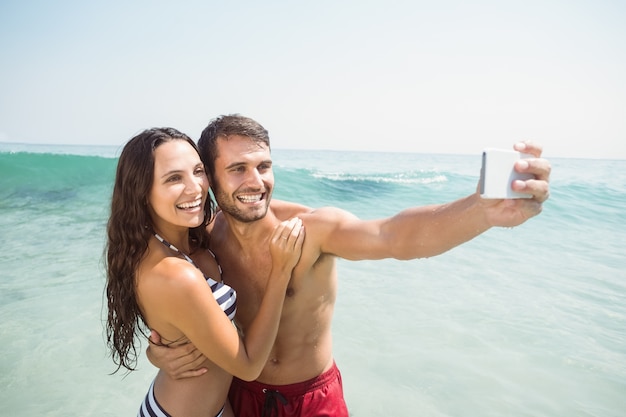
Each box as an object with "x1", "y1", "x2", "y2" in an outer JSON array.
[{"x1": 105, "y1": 127, "x2": 215, "y2": 372}]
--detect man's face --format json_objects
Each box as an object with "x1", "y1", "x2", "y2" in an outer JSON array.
[{"x1": 210, "y1": 135, "x2": 273, "y2": 223}]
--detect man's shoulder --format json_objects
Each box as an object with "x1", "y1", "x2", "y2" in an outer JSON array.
[
  {"x1": 270, "y1": 199, "x2": 313, "y2": 217},
  {"x1": 270, "y1": 200, "x2": 354, "y2": 228},
  {"x1": 271, "y1": 200, "x2": 345, "y2": 214}
]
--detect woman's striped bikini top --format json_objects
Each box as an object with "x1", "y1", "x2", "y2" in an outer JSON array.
[{"x1": 154, "y1": 233, "x2": 237, "y2": 321}]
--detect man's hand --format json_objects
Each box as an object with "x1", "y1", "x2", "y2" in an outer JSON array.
[
  {"x1": 146, "y1": 330, "x2": 208, "y2": 379},
  {"x1": 479, "y1": 141, "x2": 551, "y2": 227}
]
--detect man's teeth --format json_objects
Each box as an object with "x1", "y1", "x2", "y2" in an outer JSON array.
[
  {"x1": 177, "y1": 199, "x2": 202, "y2": 209},
  {"x1": 238, "y1": 194, "x2": 262, "y2": 203}
]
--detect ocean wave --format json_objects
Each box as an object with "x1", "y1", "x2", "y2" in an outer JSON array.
[
  {"x1": 311, "y1": 171, "x2": 449, "y2": 185},
  {"x1": 0, "y1": 152, "x2": 117, "y2": 205}
]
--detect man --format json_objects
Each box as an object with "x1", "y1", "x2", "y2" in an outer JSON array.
[{"x1": 148, "y1": 114, "x2": 551, "y2": 416}]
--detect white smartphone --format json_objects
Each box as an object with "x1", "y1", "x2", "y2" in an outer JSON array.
[{"x1": 480, "y1": 148, "x2": 533, "y2": 199}]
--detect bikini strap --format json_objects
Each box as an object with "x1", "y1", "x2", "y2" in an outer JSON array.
[
  {"x1": 154, "y1": 233, "x2": 195, "y2": 265},
  {"x1": 207, "y1": 248, "x2": 223, "y2": 276}
]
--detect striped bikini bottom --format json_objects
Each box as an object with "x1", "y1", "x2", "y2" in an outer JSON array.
[{"x1": 137, "y1": 380, "x2": 225, "y2": 417}]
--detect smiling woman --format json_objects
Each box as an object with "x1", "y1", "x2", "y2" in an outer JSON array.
[
  {"x1": 148, "y1": 140, "x2": 210, "y2": 237},
  {"x1": 103, "y1": 127, "x2": 305, "y2": 417}
]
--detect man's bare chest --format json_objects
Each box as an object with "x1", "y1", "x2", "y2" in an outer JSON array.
[{"x1": 214, "y1": 249, "x2": 269, "y2": 312}]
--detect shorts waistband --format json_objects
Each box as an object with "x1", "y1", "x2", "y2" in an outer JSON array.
[{"x1": 232, "y1": 361, "x2": 341, "y2": 397}]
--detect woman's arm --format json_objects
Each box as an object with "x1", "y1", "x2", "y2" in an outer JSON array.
[{"x1": 146, "y1": 217, "x2": 304, "y2": 381}]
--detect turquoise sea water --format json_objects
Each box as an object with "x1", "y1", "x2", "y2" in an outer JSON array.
[{"x1": 1, "y1": 142, "x2": 625, "y2": 416}]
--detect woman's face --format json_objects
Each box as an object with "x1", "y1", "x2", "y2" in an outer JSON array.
[{"x1": 148, "y1": 140, "x2": 209, "y2": 232}]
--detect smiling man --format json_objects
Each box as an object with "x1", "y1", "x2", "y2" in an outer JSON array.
[{"x1": 148, "y1": 114, "x2": 551, "y2": 417}]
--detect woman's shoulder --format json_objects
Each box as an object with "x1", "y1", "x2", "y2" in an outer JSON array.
[{"x1": 139, "y1": 254, "x2": 206, "y2": 294}]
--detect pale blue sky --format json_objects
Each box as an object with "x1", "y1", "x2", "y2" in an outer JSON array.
[{"x1": 1, "y1": 0, "x2": 625, "y2": 159}]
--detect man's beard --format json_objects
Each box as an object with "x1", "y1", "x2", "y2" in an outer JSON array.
[{"x1": 212, "y1": 185, "x2": 271, "y2": 223}]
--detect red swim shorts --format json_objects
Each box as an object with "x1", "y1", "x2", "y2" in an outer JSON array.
[{"x1": 228, "y1": 361, "x2": 349, "y2": 417}]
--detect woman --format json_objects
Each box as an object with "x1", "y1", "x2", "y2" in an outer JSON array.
[{"x1": 105, "y1": 127, "x2": 304, "y2": 417}]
